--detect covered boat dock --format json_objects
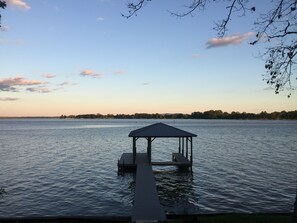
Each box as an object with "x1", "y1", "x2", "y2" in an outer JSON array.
[
  {"x1": 118, "y1": 122, "x2": 197, "y2": 171},
  {"x1": 118, "y1": 123, "x2": 197, "y2": 222}
]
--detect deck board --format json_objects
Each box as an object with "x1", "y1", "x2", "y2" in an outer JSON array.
[
  {"x1": 131, "y1": 154, "x2": 166, "y2": 222},
  {"x1": 118, "y1": 152, "x2": 191, "y2": 221}
]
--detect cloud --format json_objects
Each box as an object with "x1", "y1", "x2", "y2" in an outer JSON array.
[
  {"x1": 0, "y1": 25, "x2": 9, "y2": 32},
  {"x1": 0, "y1": 84, "x2": 18, "y2": 92},
  {"x1": 263, "y1": 86, "x2": 274, "y2": 91},
  {"x1": 206, "y1": 32, "x2": 254, "y2": 49},
  {"x1": 26, "y1": 87, "x2": 51, "y2": 93},
  {"x1": 80, "y1": 69, "x2": 102, "y2": 78},
  {"x1": 192, "y1": 53, "x2": 200, "y2": 58},
  {"x1": 60, "y1": 81, "x2": 77, "y2": 86},
  {"x1": 0, "y1": 76, "x2": 46, "y2": 92},
  {"x1": 0, "y1": 97, "x2": 19, "y2": 101},
  {"x1": 0, "y1": 38, "x2": 23, "y2": 45},
  {"x1": 6, "y1": 0, "x2": 30, "y2": 10},
  {"x1": 42, "y1": 74, "x2": 56, "y2": 79},
  {"x1": 114, "y1": 70, "x2": 124, "y2": 75},
  {"x1": 0, "y1": 76, "x2": 43, "y2": 86},
  {"x1": 142, "y1": 82, "x2": 150, "y2": 85},
  {"x1": 96, "y1": 17, "x2": 104, "y2": 22}
]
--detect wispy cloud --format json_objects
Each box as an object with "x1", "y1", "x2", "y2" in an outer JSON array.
[
  {"x1": 6, "y1": 0, "x2": 30, "y2": 10},
  {"x1": 192, "y1": 53, "x2": 200, "y2": 58},
  {"x1": 42, "y1": 74, "x2": 56, "y2": 79},
  {"x1": 263, "y1": 86, "x2": 274, "y2": 91},
  {"x1": 206, "y1": 32, "x2": 253, "y2": 49},
  {"x1": 26, "y1": 87, "x2": 51, "y2": 93},
  {"x1": 96, "y1": 17, "x2": 104, "y2": 22},
  {"x1": 114, "y1": 70, "x2": 124, "y2": 75},
  {"x1": 80, "y1": 69, "x2": 102, "y2": 78},
  {"x1": 0, "y1": 97, "x2": 19, "y2": 101},
  {"x1": 0, "y1": 25, "x2": 9, "y2": 32},
  {"x1": 0, "y1": 76, "x2": 46, "y2": 92},
  {"x1": 142, "y1": 82, "x2": 150, "y2": 85},
  {"x1": 0, "y1": 38, "x2": 24, "y2": 45},
  {"x1": 60, "y1": 81, "x2": 76, "y2": 86}
]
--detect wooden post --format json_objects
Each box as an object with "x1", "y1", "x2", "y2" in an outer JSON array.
[
  {"x1": 182, "y1": 137, "x2": 184, "y2": 156},
  {"x1": 293, "y1": 184, "x2": 297, "y2": 223},
  {"x1": 147, "y1": 137, "x2": 152, "y2": 163},
  {"x1": 186, "y1": 137, "x2": 189, "y2": 159},
  {"x1": 179, "y1": 137, "x2": 181, "y2": 154},
  {"x1": 133, "y1": 137, "x2": 136, "y2": 164},
  {"x1": 190, "y1": 137, "x2": 193, "y2": 166}
]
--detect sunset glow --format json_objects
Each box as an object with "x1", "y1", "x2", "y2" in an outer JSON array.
[{"x1": 1, "y1": 0, "x2": 296, "y2": 117}]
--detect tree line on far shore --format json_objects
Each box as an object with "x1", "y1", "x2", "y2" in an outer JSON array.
[{"x1": 60, "y1": 110, "x2": 297, "y2": 120}]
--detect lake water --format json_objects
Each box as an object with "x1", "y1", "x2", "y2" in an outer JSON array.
[{"x1": 0, "y1": 119, "x2": 296, "y2": 217}]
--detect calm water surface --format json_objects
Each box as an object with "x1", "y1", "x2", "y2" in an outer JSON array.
[{"x1": 0, "y1": 119, "x2": 296, "y2": 217}]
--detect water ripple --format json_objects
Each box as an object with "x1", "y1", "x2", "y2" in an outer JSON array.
[{"x1": 0, "y1": 119, "x2": 296, "y2": 216}]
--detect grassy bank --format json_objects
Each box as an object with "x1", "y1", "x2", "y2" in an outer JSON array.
[{"x1": 169, "y1": 213, "x2": 293, "y2": 223}]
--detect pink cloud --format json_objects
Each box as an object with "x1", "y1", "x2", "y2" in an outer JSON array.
[
  {"x1": 6, "y1": 0, "x2": 30, "y2": 10},
  {"x1": 206, "y1": 32, "x2": 253, "y2": 49},
  {"x1": 0, "y1": 76, "x2": 46, "y2": 92},
  {"x1": 0, "y1": 76, "x2": 42, "y2": 86},
  {"x1": 80, "y1": 69, "x2": 102, "y2": 78},
  {"x1": 42, "y1": 74, "x2": 56, "y2": 79}
]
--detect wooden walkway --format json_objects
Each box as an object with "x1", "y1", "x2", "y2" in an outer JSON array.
[
  {"x1": 131, "y1": 153, "x2": 166, "y2": 222},
  {"x1": 118, "y1": 152, "x2": 192, "y2": 222}
]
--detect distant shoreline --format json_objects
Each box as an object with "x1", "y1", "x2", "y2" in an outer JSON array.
[{"x1": 3, "y1": 110, "x2": 297, "y2": 120}]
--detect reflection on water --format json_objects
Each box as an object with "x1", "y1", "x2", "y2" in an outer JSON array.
[
  {"x1": 0, "y1": 119, "x2": 296, "y2": 217},
  {"x1": 154, "y1": 169, "x2": 199, "y2": 214},
  {"x1": 122, "y1": 168, "x2": 199, "y2": 214}
]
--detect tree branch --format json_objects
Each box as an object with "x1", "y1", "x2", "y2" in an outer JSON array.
[
  {"x1": 123, "y1": 0, "x2": 297, "y2": 96},
  {"x1": 168, "y1": 0, "x2": 207, "y2": 17},
  {"x1": 122, "y1": 0, "x2": 149, "y2": 18}
]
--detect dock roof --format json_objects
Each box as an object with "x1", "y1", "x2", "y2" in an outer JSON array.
[{"x1": 128, "y1": 122, "x2": 197, "y2": 138}]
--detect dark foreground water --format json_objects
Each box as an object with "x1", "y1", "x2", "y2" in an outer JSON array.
[{"x1": 0, "y1": 119, "x2": 296, "y2": 217}]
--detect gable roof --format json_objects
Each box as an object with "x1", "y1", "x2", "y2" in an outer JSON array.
[{"x1": 128, "y1": 122, "x2": 197, "y2": 138}]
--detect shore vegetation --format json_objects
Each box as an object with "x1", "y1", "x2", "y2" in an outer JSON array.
[{"x1": 60, "y1": 110, "x2": 297, "y2": 120}]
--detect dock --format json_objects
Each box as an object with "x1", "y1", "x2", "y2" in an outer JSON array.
[
  {"x1": 131, "y1": 153, "x2": 166, "y2": 222},
  {"x1": 118, "y1": 152, "x2": 192, "y2": 171},
  {"x1": 118, "y1": 123, "x2": 197, "y2": 222}
]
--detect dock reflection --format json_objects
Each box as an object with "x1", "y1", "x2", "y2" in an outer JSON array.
[{"x1": 154, "y1": 168, "x2": 199, "y2": 214}]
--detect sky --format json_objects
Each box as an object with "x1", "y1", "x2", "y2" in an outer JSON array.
[{"x1": 0, "y1": 0, "x2": 296, "y2": 117}]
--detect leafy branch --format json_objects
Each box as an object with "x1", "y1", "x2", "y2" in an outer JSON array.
[
  {"x1": 123, "y1": 0, "x2": 297, "y2": 96},
  {"x1": 0, "y1": 0, "x2": 7, "y2": 28}
]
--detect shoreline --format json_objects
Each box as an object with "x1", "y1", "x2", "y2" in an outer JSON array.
[
  {"x1": 0, "y1": 213, "x2": 293, "y2": 223},
  {"x1": 1, "y1": 109, "x2": 297, "y2": 120}
]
